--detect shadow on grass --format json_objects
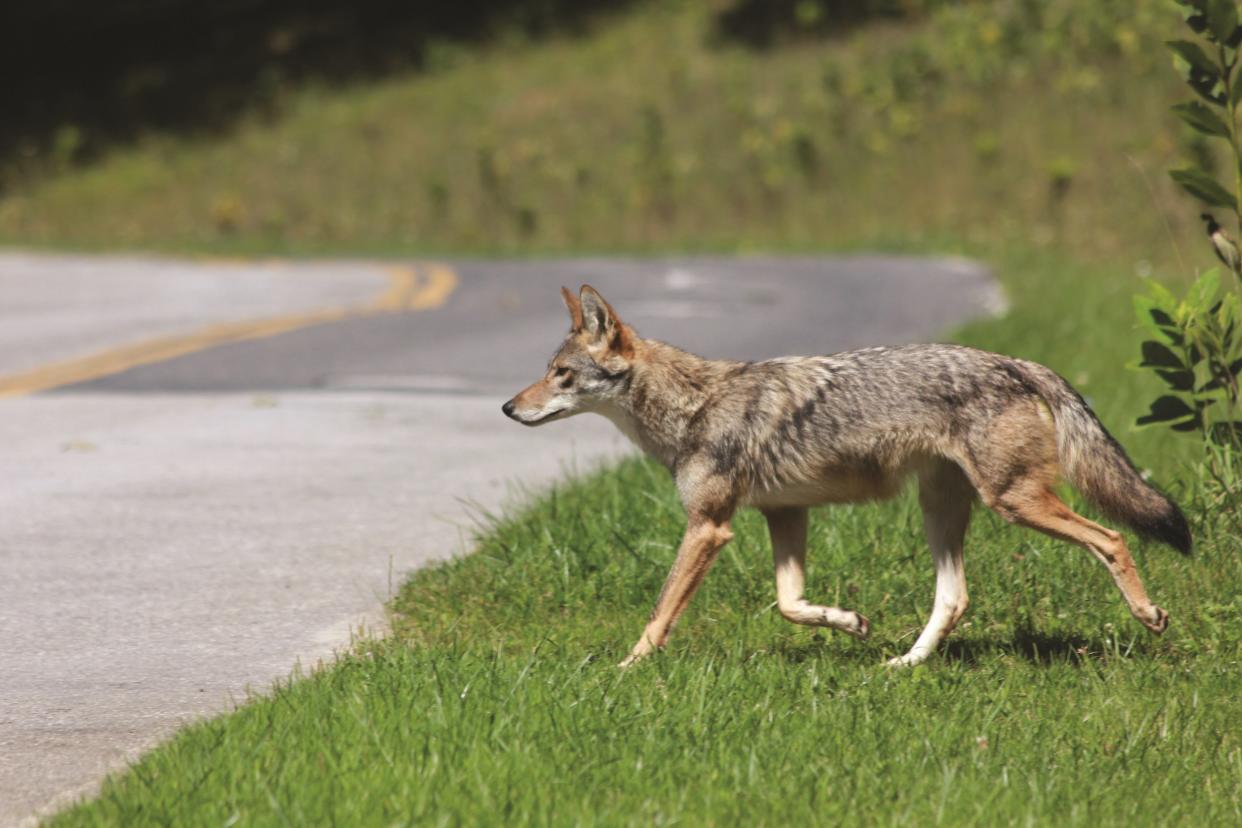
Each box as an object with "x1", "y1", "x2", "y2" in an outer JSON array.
[
  {"x1": 771, "y1": 627, "x2": 1146, "y2": 668},
  {"x1": 769, "y1": 635, "x2": 889, "y2": 666},
  {"x1": 943, "y1": 628, "x2": 1107, "y2": 666}
]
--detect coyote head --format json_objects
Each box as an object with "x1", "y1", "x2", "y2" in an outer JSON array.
[{"x1": 502, "y1": 285, "x2": 635, "y2": 426}]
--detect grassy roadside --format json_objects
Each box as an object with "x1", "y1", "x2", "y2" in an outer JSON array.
[
  {"x1": 50, "y1": 250, "x2": 1242, "y2": 826},
  {"x1": 22, "y1": 0, "x2": 1242, "y2": 823}
]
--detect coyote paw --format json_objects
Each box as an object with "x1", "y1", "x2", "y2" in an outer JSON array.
[
  {"x1": 885, "y1": 648, "x2": 930, "y2": 668},
  {"x1": 844, "y1": 611, "x2": 870, "y2": 640},
  {"x1": 1142, "y1": 606, "x2": 1169, "y2": 635},
  {"x1": 618, "y1": 645, "x2": 654, "y2": 669}
]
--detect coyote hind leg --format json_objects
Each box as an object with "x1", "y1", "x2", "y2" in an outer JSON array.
[
  {"x1": 763, "y1": 507, "x2": 870, "y2": 639},
  {"x1": 889, "y1": 460, "x2": 974, "y2": 667},
  {"x1": 992, "y1": 481, "x2": 1168, "y2": 634}
]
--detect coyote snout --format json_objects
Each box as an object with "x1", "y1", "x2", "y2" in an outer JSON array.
[
  {"x1": 504, "y1": 284, "x2": 1191, "y2": 669},
  {"x1": 502, "y1": 363, "x2": 594, "y2": 426},
  {"x1": 501, "y1": 388, "x2": 571, "y2": 426}
]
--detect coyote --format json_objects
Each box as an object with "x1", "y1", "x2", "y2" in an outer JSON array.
[{"x1": 502, "y1": 285, "x2": 1191, "y2": 667}]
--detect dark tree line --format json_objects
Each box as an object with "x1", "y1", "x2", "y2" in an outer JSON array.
[
  {"x1": 0, "y1": 0, "x2": 634, "y2": 170},
  {"x1": 0, "y1": 0, "x2": 919, "y2": 174}
]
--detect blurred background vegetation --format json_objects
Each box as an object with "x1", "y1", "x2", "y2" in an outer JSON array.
[
  {"x1": 0, "y1": 0, "x2": 1219, "y2": 276},
  {"x1": 0, "y1": 0, "x2": 636, "y2": 166}
]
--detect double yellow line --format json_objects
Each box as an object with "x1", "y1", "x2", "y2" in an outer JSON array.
[
  {"x1": 376, "y1": 262, "x2": 458, "y2": 312},
  {"x1": 0, "y1": 262, "x2": 459, "y2": 399}
]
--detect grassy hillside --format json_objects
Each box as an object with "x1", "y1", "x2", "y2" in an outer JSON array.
[{"x1": 0, "y1": 0, "x2": 1222, "y2": 276}]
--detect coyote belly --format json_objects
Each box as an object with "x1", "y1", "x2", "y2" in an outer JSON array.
[{"x1": 503, "y1": 285, "x2": 1191, "y2": 667}]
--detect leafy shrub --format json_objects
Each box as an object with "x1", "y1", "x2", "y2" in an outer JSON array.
[
  {"x1": 1132, "y1": 0, "x2": 1242, "y2": 520},
  {"x1": 1133, "y1": 0, "x2": 1242, "y2": 446},
  {"x1": 1133, "y1": 271, "x2": 1241, "y2": 443}
]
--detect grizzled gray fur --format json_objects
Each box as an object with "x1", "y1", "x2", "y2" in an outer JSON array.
[{"x1": 504, "y1": 285, "x2": 1189, "y2": 668}]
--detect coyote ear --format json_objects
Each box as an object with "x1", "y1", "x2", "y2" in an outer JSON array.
[
  {"x1": 579, "y1": 284, "x2": 633, "y2": 358},
  {"x1": 579, "y1": 284, "x2": 617, "y2": 340},
  {"x1": 560, "y1": 286, "x2": 584, "y2": 331}
]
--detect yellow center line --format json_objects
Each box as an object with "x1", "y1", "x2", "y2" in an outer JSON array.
[
  {"x1": 410, "y1": 263, "x2": 459, "y2": 310},
  {"x1": 374, "y1": 265, "x2": 421, "y2": 311},
  {"x1": 0, "y1": 261, "x2": 460, "y2": 399}
]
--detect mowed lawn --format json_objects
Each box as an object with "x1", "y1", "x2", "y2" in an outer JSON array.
[{"x1": 51, "y1": 253, "x2": 1242, "y2": 826}]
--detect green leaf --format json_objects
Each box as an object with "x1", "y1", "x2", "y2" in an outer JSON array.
[
  {"x1": 1133, "y1": 294, "x2": 1185, "y2": 346},
  {"x1": 1206, "y1": 0, "x2": 1241, "y2": 44},
  {"x1": 1219, "y1": 309, "x2": 1237, "y2": 348},
  {"x1": 1144, "y1": 278, "x2": 1179, "y2": 308},
  {"x1": 1136, "y1": 395, "x2": 1197, "y2": 428},
  {"x1": 1157, "y1": 368, "x2": 1198, "y2": 390},
  {"x1": 1189, "y1": 268, "x2": 1223, "y2": 310},
  {"x1": 1167, "y1": 39, "x2": 1221, "y2": 76},
  {"x1": 1192, "y1": 74, "x2": 1229, "y2": 104},
  {"x1": 1170, "y1": 167, "x2": 1239, "y2": 208},
  {"x1": 1216, "y1": 290, "x2": 1242, "y2": 328},
  {"x1": 1195, "y1": 382, "x2": 1234, "y2": 397},
  {"x1": 1167, "y1": 38, "x2": 1227, "y2": 103},
  {"x1": 1136, "y1": 322, "x2": 1184, "y2": 348},
  {"x1": 1139, "y1": 340, "x2": 1186, "y2": 368},
  {"x1": 1175, "y1": 1, "x2": 1212, "y2": 37},
  {"x1": 1152, "y1": 306, "x2": 1181, "y2": 329},
  {"x1": 1172, "y1": 416, "x2": 1206, "y2": 432},
  {"x1": 1173, "y1": 101, "x2": 1233, "y2": 136},
  {"x1": 1167, "y1": 38, "x2": 1228, "y2": 102}
]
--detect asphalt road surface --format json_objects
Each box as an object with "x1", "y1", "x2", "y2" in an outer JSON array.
[{"x1": 0, "y1": 251, "x2": 1000, "y2": 825}]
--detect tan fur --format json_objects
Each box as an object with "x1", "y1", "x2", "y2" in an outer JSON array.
[{"x1": 503, "y1": 286, "x2": 1187, "y2": 667}]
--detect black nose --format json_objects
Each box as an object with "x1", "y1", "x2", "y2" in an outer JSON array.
[{"x1": 502, "y1": 400, "x2": 516, "y2": 418}]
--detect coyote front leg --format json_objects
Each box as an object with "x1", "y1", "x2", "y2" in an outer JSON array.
[
  {"x1": 763, "y1": 507, "x2": 869, "y2": 639},
  {"x1": 619, "y1": 514, "x2": 733, "y2": 667}
]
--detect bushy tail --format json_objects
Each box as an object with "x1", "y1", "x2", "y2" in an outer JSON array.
[{"x1": 1018, "y1": 361, "x2": 1192, "y2": 555}]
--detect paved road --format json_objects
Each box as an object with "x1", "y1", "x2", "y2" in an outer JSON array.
[{"x1": 0, "y1": 251, "x2": 999, "y2": 825}]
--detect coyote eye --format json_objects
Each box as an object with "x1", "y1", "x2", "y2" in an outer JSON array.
[{"x1": 552, "y1": 366, "x2": 574, "y2": 387}]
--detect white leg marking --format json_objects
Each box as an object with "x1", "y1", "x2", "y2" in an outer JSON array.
[
  {"x1": 766, "y1": 508, "x2": 870, "y2": 640},
  {"x1": 887, "y1": 544, "x2": 964, "y2": 666},
  {"x1": 890, "y1": 467, "x2": 972, "y2": 667}
]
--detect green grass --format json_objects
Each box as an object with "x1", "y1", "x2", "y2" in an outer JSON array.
[
  {"x1": 51, "y1": 252, "x2": 1242, "y2": 826},
  {"x1": 24, "y1": 1, "x2": 1242, "y2": 823}
]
